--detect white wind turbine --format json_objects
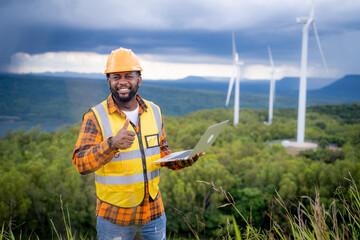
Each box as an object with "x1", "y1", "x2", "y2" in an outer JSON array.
[
  {"x1": 296, "y1": 0, "x2": 328, "y2": 144},
  {"x1": 225, "y1": 32, "x2": 244, "y2": 127},
  {"x1": 265, "y1": 46, "x2": 278, "y2": 125}
]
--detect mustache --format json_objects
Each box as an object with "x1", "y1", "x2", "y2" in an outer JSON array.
[{"x1": 115, "y1": 83, "x2": 131, "y2": 90}]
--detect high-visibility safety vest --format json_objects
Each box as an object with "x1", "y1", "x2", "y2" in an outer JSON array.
[{"x1": 92, "y1": 99, "x2": 162, "y2": 208}]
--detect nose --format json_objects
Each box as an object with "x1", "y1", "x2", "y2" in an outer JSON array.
[
  {"x1": 117, "y1": 79, "x2": 130, "y2": 88},
  {"x1": 115, "y1": 76, "x2": 129, "y2": 84}
]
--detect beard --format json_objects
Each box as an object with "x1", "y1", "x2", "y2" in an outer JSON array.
[{"x1": 110, "y1": 83, "x2": 139, "y2": 103}]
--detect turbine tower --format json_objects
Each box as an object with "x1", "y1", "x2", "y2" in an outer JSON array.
[
  {"x1": 266, "y1": 46, "x2": 276, "y2": 125},
  {"x1": 296, "y1": 0, "x2": 328, "y2": 144},
  {"x1": 226, "y1": 32, "x2": 244, "y2": 127}
]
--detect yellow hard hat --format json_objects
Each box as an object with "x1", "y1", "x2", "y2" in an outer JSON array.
[{"x1": 104, "y1": 47, "x2": 143, "y2": 74}]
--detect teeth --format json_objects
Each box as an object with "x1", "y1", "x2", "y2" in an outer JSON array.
[{"x1": 119, "y1": 88, "x2": 130, "y2": 93}]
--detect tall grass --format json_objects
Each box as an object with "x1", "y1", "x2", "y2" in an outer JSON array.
[
  {"x1": 0, "y1": 224, "x2": 38, "y2": 240},
  {"x1": 0, "y1": 195, "x2": 90, "y2": 240},
  {"x1": 198, "y1": 172, "x2": 360, "y2": 240},
  {"x1": 273, "y1": 173, "x2": 360, "y2": 240}
]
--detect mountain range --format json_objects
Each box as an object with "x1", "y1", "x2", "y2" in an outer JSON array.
[
  {"x1": 29, "y1": 71, "x2": 337, "y2": 91},
  {"x1": 143, "y1": 75, "x2": 359, "y2": 103},
  {"x1": 0, "y1": 73, "x2": 359, "y2": 125}
]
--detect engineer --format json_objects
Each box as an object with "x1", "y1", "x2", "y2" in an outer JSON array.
[{"x1": 72, "y1": 47, "x2": 204, "y2": 240}]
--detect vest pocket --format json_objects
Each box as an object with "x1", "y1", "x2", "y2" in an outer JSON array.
[{"x1": 145, "y1": 134, "x2": 160, "y2": 148}]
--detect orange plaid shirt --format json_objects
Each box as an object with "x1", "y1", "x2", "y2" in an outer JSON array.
[{"x1": 72, "y1": 94, "x2": 182, "y2": 226}]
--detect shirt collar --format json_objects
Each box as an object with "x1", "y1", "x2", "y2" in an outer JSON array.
[{"x1": 107, "y1": 94, "x2": 148, "y2": 116}]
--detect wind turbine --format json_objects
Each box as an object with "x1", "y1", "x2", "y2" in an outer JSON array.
[
  {"x1": 266, "y1": 46, "x2": 277, "y2": 125},
  {"x1": 225, "y1": 32, "x2": 244, "y2": 127},
  {"x1": 296, "y1": 0, "x2": 328, "y2": 144}
]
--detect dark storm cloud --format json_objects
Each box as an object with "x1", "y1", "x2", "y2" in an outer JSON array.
[{"x1": 0, "y1": 0, "x2": 359, "y2": 76}]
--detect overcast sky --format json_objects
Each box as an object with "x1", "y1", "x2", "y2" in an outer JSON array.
[{"x1": 0, "y1": 0, "x2": 359, "y2": 80}]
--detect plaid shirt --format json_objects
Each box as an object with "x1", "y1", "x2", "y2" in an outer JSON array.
[{"x1": 72, "y1": 94, "x2": 182, "y2": 226}]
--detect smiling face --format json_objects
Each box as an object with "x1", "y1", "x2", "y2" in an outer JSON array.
[{"x1": 107, "y1": 71, "x2": 142, "y2": 104}]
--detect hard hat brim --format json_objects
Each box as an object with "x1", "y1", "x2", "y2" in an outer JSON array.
[{"x1": 104, "y1": 66, "x2": 143, "y2": 75}]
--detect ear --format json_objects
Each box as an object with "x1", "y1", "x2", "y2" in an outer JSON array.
[
  {"x1": 107, "y1": 75, "x2": 111, "y2": 87},
  {"x1": 137, "y1": 75, "x2": 142, "y2": 87}
]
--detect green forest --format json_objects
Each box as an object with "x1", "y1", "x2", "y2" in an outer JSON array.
[{"x1": 0, "y1": 104, "x2": 359, "y2": 239}]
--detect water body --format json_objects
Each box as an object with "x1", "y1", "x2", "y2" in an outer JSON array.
[{"x1": 0, "y1": 121, "x2": 77, "y2": 137}]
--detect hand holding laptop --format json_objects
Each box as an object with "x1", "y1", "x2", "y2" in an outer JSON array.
[{"x1": 177, "y1": 152, "x2": 206, "y2": 168}]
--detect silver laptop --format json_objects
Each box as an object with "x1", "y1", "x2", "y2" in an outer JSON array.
[{"x1": 152, "y1": 120, "x2": 228, "y2": 163}]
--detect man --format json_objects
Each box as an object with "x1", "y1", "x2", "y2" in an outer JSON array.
[{"x1": 72, "y1": 47, "x2": 204, "y2": 240}]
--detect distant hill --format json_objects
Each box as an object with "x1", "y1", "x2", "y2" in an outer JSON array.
[
  {"x1": 308, "y1": 75, "x2": 360, "y2": 103},
  {"x1": 146, "y1": 77, "x2": 269, "y2": 94},
  {"x1": 0, "y1": 73, "x2": 358, "y2": 125},
  {"x1": 164, "y1": 75, "x2": 357, "y2": 102},
  {"x1": 28, "y1": 71, "x2": 104, "y2": 79},
  {"x1": 144, "y1": 76, "x2": 337, "y2": 96}
]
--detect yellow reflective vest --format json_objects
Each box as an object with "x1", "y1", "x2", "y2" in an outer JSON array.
[{"x1": 92, "y1": 99, "x2": 162, "y2": 208}]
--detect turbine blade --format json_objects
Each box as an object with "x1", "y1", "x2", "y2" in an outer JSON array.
[
  {"x1": 226, "y1": 66, "x2": 236, "y2": 106},
  {"x1": 232, "y1": 31, "x2": 237, "y2": 61},
  {"x1": 312, "y1": 22, "x2": 329, "y2": 73},
  {"x1": 267, "y1": 46, "x2": 274, "y2": 68},
  {"x1": 310, "y1": 0, "x2": 315, "y2": 19}
]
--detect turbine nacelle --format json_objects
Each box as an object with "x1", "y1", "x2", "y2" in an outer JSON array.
[
  {"x1": 236, "y1": 60, "x2": 244, "y2": 66},
  {"x1": 296, "y1": 17, "x2": 314, "y2": 24},
  {"x1": 275, "y1": 68, "x2": 284, "y2": 74}
]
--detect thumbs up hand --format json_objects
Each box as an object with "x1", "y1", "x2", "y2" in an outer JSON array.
[{"x1": 110, "y1": 118, "x2": 136, "y2": 150}]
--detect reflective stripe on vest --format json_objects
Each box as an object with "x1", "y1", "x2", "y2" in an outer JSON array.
[
  {"x1": 95, "y1": 168, "x2": 160, "y2": 185},
  {"x1": 93, "y1": 102, "x2": 112, "y2": 139},
  {"x1": 110, "y1": 147, "x2": 160, "y2": 162},
  {"x1": 148, "y1": 101, "x2": 162, "y2": 135}
]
